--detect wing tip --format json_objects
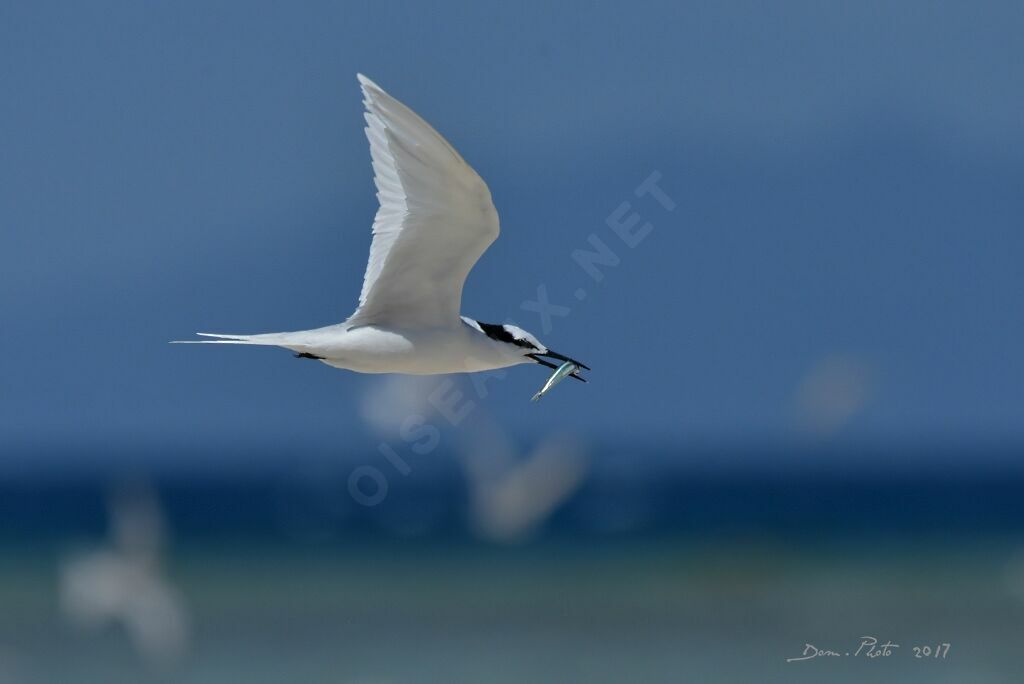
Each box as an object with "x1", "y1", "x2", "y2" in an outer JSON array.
[{"x1": 357, "y1": 73, "x2": 383, "y2": 96}]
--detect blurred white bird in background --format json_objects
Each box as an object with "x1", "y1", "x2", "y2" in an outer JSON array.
[
  {"x1": 359, "y1": 375, "x2": 589, "y2": 542},
  {"x1": 457, "y1": 424, "x2": 588, "y2": 543},
  {"x1": 793, "y1": 354, "x2": 875, "y2": 437},
  {"x1": 175, "y1": 75, "x2": 587, "y2": 398},
  {"x1": 59, "y1": 484, "x2": 189, "y2": 669}
]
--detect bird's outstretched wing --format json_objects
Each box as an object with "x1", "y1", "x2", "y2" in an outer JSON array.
[{"x1": 346, "y1": 74, "x2": 500, "y2": 329}]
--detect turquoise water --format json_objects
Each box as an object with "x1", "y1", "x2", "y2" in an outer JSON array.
[{"x1": 2, "y1": 538, "x2": 1022, "y2": 683}]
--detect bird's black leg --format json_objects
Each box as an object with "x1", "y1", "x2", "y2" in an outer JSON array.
[{"x1": 294, "y1": 352, "x2": 325, "y2": 360}]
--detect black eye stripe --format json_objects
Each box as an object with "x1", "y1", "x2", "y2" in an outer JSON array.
[{"x1": 475, "y1": 321, "x2": 539, "y2": 350}]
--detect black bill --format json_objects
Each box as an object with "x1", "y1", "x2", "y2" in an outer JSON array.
[{"x1": 526, "y1": 351, "x2": 590, "y2": 383}]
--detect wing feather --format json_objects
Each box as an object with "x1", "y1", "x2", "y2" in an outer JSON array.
[{"x1": 347, "y1": 74, "x2": 500, "y2": 328}]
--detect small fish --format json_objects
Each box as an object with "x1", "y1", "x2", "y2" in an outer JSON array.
[{"x1": 531, "y1": 361, "x2": 580, "y2": 401}]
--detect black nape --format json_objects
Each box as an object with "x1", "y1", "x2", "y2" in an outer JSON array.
[{"x1": 476, "y1": 320, "x2": 539, "y2": 350}]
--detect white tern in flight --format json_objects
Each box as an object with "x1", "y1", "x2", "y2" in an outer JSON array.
[{"x1": 174, "y1": 75, "x2": 588, "y2": 396}]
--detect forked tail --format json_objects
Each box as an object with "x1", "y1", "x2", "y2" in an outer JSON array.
[{"x1": 170, "y1": 332, "x2": 293, "y2": 346}]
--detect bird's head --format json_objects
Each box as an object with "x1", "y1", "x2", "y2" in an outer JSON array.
[{"x1": 464, "y1": 318, "x2": 590, "y2": 382}]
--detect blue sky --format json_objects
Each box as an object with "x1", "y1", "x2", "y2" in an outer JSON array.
[{"x1": 2, "y1": 1, "x2": 1023, "y2": 465}]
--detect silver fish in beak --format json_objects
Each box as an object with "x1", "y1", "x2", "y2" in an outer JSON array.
[{"x1": 531, "y1": 360, "x2": 582, "y2": 402}]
